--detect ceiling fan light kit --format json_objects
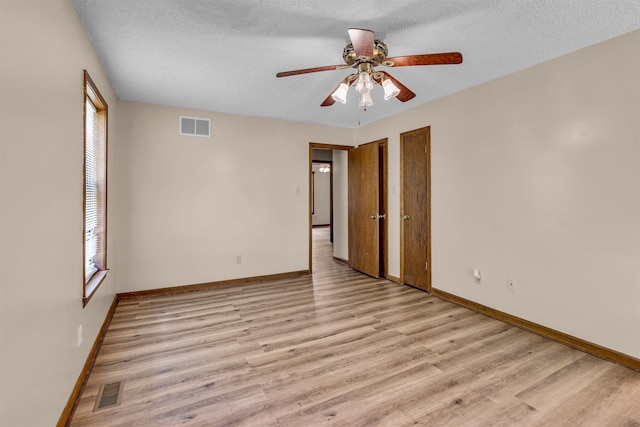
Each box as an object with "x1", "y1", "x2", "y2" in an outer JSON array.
[{"x1": 276, "y1": 28, "x2": 463, "y2": 110}]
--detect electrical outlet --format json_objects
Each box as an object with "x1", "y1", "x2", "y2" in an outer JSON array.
[
  {"x1": 507, "y1": 278, "x2": 516, "y2": 292},
  {"x1": 236, "y1": 255, "x2": 242, "y2": 264},
  {"x1": 473, "y1": 269, "x2": 481, "y2": 285},
  {"x1": 77, "y1": 324, "x2": 83, "y2": 347}
]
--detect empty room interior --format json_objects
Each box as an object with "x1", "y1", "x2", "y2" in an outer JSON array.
[{"x1": 1, "y1": 1, "x2": 640, "y2": 426}]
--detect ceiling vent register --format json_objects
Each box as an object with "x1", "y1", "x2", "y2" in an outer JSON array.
[{"x1": 180, "y1": 116, "x2": 211, "y2": 137}]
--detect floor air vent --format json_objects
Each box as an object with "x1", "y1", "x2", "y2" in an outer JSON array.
[{"x1": 93, "y1": 381, "x2": 124, "y2": 411}]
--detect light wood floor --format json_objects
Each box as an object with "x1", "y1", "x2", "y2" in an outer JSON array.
[{"x1": 71, "y1": 227, "x2": 640, "y2": 426}]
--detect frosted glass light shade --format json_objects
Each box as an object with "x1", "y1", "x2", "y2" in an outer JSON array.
[
  {"x1": 355, "y1": 73, "x2": 374, "y2": 108},
  {"x1": 382, "y1": 78, "x2": 400, "y2": 100},
  {"x1": 355, "y1": 72, "x2": 373, "y2": 93},
  {"x1": 331, "y1": 83, "x2": 349, "y2": 104},
  {"x1": 358, "y1": 91, "x2": 374, "y2": 108}
]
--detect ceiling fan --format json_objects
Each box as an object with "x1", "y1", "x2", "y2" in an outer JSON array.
[{"x1": 276, "y1": 28, "x2": 463, "y2": 109}]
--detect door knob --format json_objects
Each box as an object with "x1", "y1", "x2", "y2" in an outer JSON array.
[
  {"x1": 402, "y1": 215, "x2": 410, "y2": 220},
  {"x1": 378, "y1": 214, "x2": 386, "y2": 220},
  {"x1": 371, "y1": 215, "x2": 377, "y2": 219}
]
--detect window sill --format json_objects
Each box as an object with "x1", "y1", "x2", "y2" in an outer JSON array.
[{"x1": 83, "y1": 269, "x2": 109, "y2": 307}]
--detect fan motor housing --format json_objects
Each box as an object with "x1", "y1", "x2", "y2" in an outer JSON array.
[{"x1": 342, "y1": 39, "x2": 388, "y2": 66}]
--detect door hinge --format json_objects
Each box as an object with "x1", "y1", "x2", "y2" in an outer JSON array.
[{"x1": 425, "y1": 261, "x2": 428, "y2": 271}]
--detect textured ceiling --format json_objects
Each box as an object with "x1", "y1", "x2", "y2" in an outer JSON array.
[{"x1": 73, "y1": 0, "x2": 640, "y2": 128}]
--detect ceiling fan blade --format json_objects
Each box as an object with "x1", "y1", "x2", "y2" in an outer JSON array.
[
  {"x1": 276, "y1": 64, "x2": 346, "y2": 78},
  {"x1": 384, "y1": 52, "x2": 463, "y2": 67},
  {"x1": 320, "y1": 76, "x2": 354, "y2": 107},
  {"x1": 320, "y1": 95, "x2": 336, "y2": 107},
  {"x1": 376, "y1": 71, "x2": 416, "y2": 102},
  {"x1": 348, "y1": 28, "x2": 374, "y2": 58}
]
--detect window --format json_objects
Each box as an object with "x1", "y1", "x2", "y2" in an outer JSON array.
[{"x1": 83, "y1": 70, "x2": 108, "y2": 306}]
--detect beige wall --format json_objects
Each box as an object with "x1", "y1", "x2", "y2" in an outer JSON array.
[
  {"x1": 332, "y1": 150, "x2": 349, "y2": 261},
  {"x1": 0, "y1": 0, "x2": 119, "y2": 425},
  {"x1": 312, "y1": 164, "x2": 331, "y2": 225},
  {"x1": 116, "y1": 102, "x2": 352, "y2": 292},
  {"x1": 356, "y1": 29, "x2": 640, "y2": 358}
]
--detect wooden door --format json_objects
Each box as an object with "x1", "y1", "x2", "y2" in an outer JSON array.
[
  {"x1": 348, "y1": 142, "x2": 380, "y2": 277},
  {"x1": 401, "y1": 127, "x2": 431, "y2": 291}
]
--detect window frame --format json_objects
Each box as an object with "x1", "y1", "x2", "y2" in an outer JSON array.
[{"x1": 83, "y1": 70, "x2": 109, "y2": 306}]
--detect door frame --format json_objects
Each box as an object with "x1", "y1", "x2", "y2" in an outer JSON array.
[
  {"x1": 377, "y1": 140, "x2": 389, "y2": 279},
  {"x1": 308, "y1": 143, "x2": 352, "y2": 274},
  {"x1": 400, "y1": 127, "x2": 431, "y2": 292},
  {"x1": 308, "y1": 141, "x2": 388, "y2": 277}
]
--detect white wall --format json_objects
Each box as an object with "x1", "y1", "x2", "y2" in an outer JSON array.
[
  {"x1": 332, "y1": 150, "x2": 349, "y2": 260},
  {"x1": 116, "y1": 102, "x2": 352, "y2": 291},
  {"x1": 356, "y1": 30, "x2": 640, "y2": 359},
  {"x1": 0, "y1": 1, "x2": 119, "y2": 425},
  {"x1": 312, "y1": 164, "x2": 331, "y2": 225}
]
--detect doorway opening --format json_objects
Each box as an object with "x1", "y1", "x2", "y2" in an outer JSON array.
[
  {"x1": 308, "y1": 143, "x2": 352, "y2": 273},
  {"x1": 312, "y1": 160, "x2": 332, "y2": 235},
  {"x1": 308, "y1": 141, "x2": 388, "y2": 278}
]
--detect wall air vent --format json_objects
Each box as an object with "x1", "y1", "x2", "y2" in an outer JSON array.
[{"x1": 180, "y1": 116, "x2": 211, "y2": 137}]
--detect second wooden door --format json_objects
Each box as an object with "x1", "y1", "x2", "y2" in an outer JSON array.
[{"x1": 401, "y1": 127, "x2": 430, "y2": 291}]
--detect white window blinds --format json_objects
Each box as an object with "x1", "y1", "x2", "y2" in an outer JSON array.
[{"x1": 85, "y1": 98, "x2": 99, "y2": 282}]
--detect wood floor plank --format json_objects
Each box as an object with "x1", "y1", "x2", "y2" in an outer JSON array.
[
  {"x1": 69, "y1": 227, "x2": 640, "y2": 426},
  {"x1": 274, "y1": 360, "x2": 443, "y2": 426},
  {"x1": 465, "y1": 396, "x2": 540, "y2": 427},
  {"x1": 514, "y1": 354, "x2": 612, "y2": 412},
  {"x1": 470, "y1": 338, "x2": 587, "y2": 403},
  {"x1": 530, "y1": 363, "x2": 640, "y2": 426}
]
